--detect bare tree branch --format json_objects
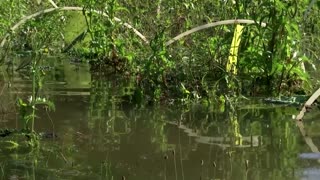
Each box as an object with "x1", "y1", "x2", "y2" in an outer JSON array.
[
  {"x1": 0, "y1": 6, "x2": 149, "y2": 48},
  {"x1": 165, "y1": 19, "x2": 267, "y2": 46},
  {"x1": 48, "y1": 0, "x2": 58, "y2": 8}
]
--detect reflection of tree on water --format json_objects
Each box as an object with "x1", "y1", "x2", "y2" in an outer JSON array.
[
  {"x1": 0, "y1": 66, "x2": 29, "y2": 128},
  {"x1": 162, "y1": 103, "x2": 300, "y2": 180},
  {"x1": 0, "y1": 64, "x2": 304, "y2": 180},
  {"x1": 87, "y1": 74, "x2": 134, "y2": 151},
  {"x1": 0, "y1": 80, "x2": 16, "y2": 124},
  {"x1": 174, "y1": 103, "x2": 255, "y2": 148}
]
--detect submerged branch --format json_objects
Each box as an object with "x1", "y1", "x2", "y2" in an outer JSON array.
[
  {"x1": 0, "y1": 6, "x2": 149, "y2": 48},
  {"x1": 165, "y1": 19, "x2": 267, "y2": 46}
]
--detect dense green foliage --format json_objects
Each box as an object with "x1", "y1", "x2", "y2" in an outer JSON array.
[
  {"x1": 1, "y1": 0, "x2": 320, "y2": 104},
  {"x1": 0, "y1": 1, "x2": 319, "y2": 178}
]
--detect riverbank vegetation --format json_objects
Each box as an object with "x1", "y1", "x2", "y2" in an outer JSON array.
[
  {"x1": 1, "y1": 2, "x2": 320, "y2": 179},
  {"x1": 1, "y1": 0, "x2": 320, "y2": 138}
]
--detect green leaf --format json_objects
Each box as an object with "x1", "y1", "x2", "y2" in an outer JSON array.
[{"x1": 17, "y1": 98, "x2": 27, "y2": 107}]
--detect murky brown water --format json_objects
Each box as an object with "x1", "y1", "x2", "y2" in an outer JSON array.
[{"x1": 0, "y1": 58, "x2": 320, "y2": 180}]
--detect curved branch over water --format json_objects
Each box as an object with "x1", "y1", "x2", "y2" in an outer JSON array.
[
  {"x1": 0, "y1": 6, "x2": 149, "y2": 48},
  {"x1": 296, "y1": 87, "x2": 320, "y2": 121},
  {"x1": 165, "y1": 19, "x2": 267, "y2": 46}
]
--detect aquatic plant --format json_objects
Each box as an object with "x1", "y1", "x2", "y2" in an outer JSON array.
[{"x1": 14, "y1": 51, "x2": 55, "y2": 148}]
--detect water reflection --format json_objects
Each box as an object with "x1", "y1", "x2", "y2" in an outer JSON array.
[{"x1": 0, "y1": 57, "x2": 320, "y2": 179}]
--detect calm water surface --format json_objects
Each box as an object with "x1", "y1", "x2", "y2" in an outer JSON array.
[{"x1": 0, "y1": 58, "x2": 320, "y2": 180}]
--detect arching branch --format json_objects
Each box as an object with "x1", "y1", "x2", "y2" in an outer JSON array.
[
  {"x1": 165, "y1": 19, "x2": 267, "y2": 46},
  {"x1": 296, "y1": 87, "x2": 320, "y2": 121},
  {"x1": 0, "y1": 6, "x2": 149, "y2": 48}
]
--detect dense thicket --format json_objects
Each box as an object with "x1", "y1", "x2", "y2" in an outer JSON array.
[{"x1": 1, "y1": 0, "x2": 320, "y2": 103}]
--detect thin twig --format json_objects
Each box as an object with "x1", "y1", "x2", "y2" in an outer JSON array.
[
  {"x1": 45, "y1": 109, "x2": 55, "y2": 140},
  {"x1": 156, "y1": 0, "x2": 162, "y2": 19}
]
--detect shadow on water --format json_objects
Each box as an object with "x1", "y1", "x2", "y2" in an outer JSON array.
[{"x1": 1, "y1": 56, "x2": 320, "y2": 179}]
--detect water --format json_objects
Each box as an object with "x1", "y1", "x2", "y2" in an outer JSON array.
[{"x1": 0, "y1": 57, "x2": 320, "y2": 180}]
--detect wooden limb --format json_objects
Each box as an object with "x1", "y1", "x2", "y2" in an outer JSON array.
[
  {"x1": 295, "y1": 87, "x2": 320, "y2": 121},
  {"x1": 165, "y1": 19, "x2": 267, "y2": 46},
  {"x1": 48, "y1": 0, "x2": 58, "y2": 8}
]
